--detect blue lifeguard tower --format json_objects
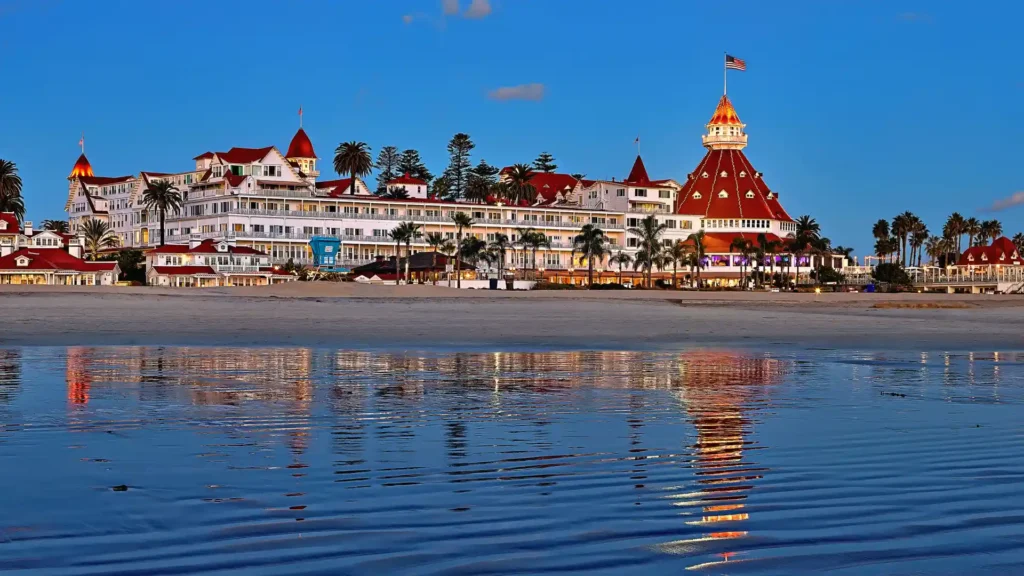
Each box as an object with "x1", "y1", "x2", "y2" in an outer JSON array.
[{"x1": 309, "y1": 236, "x2": 347, "y2": 272}]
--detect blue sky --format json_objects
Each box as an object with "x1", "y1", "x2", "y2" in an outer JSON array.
[{"x1": 0, "y1": 0, "x2": 1020, "y2": 254}]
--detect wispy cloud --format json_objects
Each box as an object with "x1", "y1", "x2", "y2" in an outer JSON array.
[
  {"x1": 983, "y1": 191, "x2": 1024, "y2": 213},
  {"x1": 488, "y1": 83, "x2": 545, "y2": 102},
  {"x1": 897, "y1": 12, "x2": 934, "y2": 23},
  {"x1": 464, "y1": 0, "x2": 491, "y2": 19},
  {"x1": 442, "y1": 0, "x2": 459, "y2": 16}
]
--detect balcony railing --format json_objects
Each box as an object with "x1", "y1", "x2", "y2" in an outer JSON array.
[{"x1": 166, "y1": 208, "x2": 624, "y2": 229}]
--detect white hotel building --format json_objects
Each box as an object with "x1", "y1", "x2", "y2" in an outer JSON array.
[{"x1": 64, "y1": 95, "x2": 844, "y2": 285}]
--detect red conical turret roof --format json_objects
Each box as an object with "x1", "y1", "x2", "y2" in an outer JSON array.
[
  {"x1": 69, "y1": 153, "x2": 94, "y2": 179},
  {"x1": 708, "y1": 95, "x2": 743, "y2": 126},
  {"x1": 285, "y1": 128, "x2": 317, "y2": 159},
  {"x1": 625, "y1": 155, "x2": 651, "y2": 185}
]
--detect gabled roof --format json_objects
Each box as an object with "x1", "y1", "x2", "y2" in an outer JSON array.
[
  {"x1": 189, "y1": 239, "x2": 264, "y2": 254},
  {"x1": 0, "y1": 248, "x2": 117, "y2": 272},
  {"x1": 285, "y1": 128, "x2": 317, "y2": 159},
  {"x1": 708, "y1": 95, "x2": 743, "y2": 126},
  {"x1": 0, "y1": 213, "x2": 19, "y2": 233},
  {"x1": 388, "y1": 173, "x2": 427, "y2": 186},
  {"x1": 215, "y1": 146, "x2": 274, "y2": 164},
  {"x1": 527, "y1": 172, "x2": 580, "y2": 204},
  {"x1": 69, "y1": 153, "x2": 94, "y2": 179},
  {"x1": 675, "y1": 149, "x2": 792, "y2": 222},
  {"x1": 223, "y1": 173, "x2": 247, "y2": 187},
  {"x1": 193, "y1": 151, "x2": 215, "y2": 160},
  {"x1": 957, "y1": 237, "x2": 1024, "y2": 266}
]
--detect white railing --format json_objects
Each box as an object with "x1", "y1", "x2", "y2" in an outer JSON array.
[
  {"x1": 165, "y1": 208, "x2": 624, "y2": 230},
  {"x1": 213, "y1": 265, "x2": 264, "y2": 273}
]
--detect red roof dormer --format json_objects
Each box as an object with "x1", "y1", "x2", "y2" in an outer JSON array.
[
  {"x1": 285, "y1": 128, "x2": 317, "y2": 159},
  {"x1": 388, "y1": 173, "x2": 428, "y2": 186}
]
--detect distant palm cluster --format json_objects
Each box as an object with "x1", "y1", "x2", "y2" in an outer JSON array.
[{"x1": 872, "y1": 212, "x2": 1018, "y2": 267}]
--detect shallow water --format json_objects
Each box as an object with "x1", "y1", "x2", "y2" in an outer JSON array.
[{"x1": 1, "y1": 347, "x2": 1024, "y2": 575}]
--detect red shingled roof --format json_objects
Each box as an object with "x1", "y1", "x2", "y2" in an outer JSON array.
[
  {"x1": 625, "y1": 156, "x2": 651, "y2": 185},
  {"x1": 188, "y1": 239, "x2": 265, "y2": 255},
  {"x1": 958, "y1": 237, "x2": 1024, "y2": 266},
  {"x1": 0, "y1": 248, "x2": 117, "y2": 272},
  {"x1": 285, "y1": 128, "x2": 316, "y2": 159},
  {"x1": 216, "y1": 146, "x2": 274, "y2": 164},
  {"x1": 675, "y1": 149, "x2": 792, "y2": 222},
  {"x1": 527, "y1": 172, "x2": 579, "y2": 204},
  {"x1": 152, "y1": 265, "x2": 217, "y2": 275},
  {"x1": 223, "y1": 173, "x2": 247, "y2": 187},
  {"x1": 193, "y1": 152, "x2": 215, "y2": 160},
  {"x1": 388, "y1": 173, "x2": 427, "y2": 186},
  {"x1": 79, "y1": 175, "x2": 134, "y2": 186},
  {"x1": 0, "y1": 212, "x2": 18, "y2": 233}
]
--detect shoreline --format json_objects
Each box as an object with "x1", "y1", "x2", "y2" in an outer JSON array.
[{"x1": 2, "y1": 284, "x2": 1023, "y2": 351}]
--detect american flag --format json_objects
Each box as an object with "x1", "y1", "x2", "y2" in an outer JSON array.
[{"x1": 725, "y1": 55, "x2": 746, "y2": 71}]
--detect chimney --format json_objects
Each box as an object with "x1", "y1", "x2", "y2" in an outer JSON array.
[
  {"x1": 69, "y1": 234, "x2": 84, "y2": 259},
  {"x1": 23, "y1": 221, "x2": 33, "y2": 236},
  {"x1": 189, "y1": 233, "x2": 202, "y2": 250}
]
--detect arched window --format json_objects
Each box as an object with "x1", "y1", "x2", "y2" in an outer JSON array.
[
  {"x1": 745, "y1": 190, "x2": 755, "y2": 199},
  {"x1": 718, "y1": 190, "x2": 728, "y2": 199}
]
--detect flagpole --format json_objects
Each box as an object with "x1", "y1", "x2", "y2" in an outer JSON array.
[{"x1": 723, "y1": 52, "x2": 727, "y2": 95}]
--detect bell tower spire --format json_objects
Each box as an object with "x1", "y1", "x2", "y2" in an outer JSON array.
[{"x1": 702, "y1": 95, "x2": 748, "y2": 150}]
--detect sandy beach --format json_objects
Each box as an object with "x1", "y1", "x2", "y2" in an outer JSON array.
[{"x1": 1, "y1": 283, "x2": 1022, "y2": 351}]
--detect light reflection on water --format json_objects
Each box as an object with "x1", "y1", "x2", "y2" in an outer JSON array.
[{"x1": 1, "y1": 347, "x2": 1024, "y2": 574}]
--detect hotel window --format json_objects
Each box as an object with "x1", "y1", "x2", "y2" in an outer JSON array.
[
  {"x1": 325, "y1": 205, "x2": 337, "y2": 212},
  {"x1": 544, "y1": 253, "x2": 560, "y2": 267},
  {"x1": 408, "y1": 209, "x2": 422, "y2": 216},
  {"x1": 718, "y1": 191, "x2": 728, "y2": 198},
  {"x1": 233, "y1": 224, "x2": 244, "y2": 232},
  {"x1": 344, "y1": 206, "x2": 357, "y2": 214},
  {"x1": 665, "y1": 219, "x2": 676, "y2": 229},
  {"x1": 251, "y1": 224, "x2": 265, "y2": 233},
  {"x1": 231, "y1": 165, "x2": 243, "y2": 176},
  {"x1": 445, "y1": 232, "x2": 454, "y2": 239},
  {"x1": 634, "y1": 189, "x2": 647, "y2": 197},
  {"x1": 659, "y1": 190, "x2": 671, "y2": 199},
  {"x1": 745, "y1": 191, "x2": 755, "y2": 199},
  {"x1": 589, "y1": 190, "x2": 598, "y2": 199},
  {"x1": 385, "y1": 208, "x2": 398, "y2": 216},
  {"x1": 271, "y1": 225, "x2": 283, "y2": 234},
  {"x1": 627, "y1": 238, "x2": 639, "y2": 247},
  {"x1": 616, "y1": 188, "x2": 625, "y2": 197},
  {"x1": 373, "y1": 229, "x2": 387, "y2": 237},
  {"x1": 262, "y1": 165, "x2": 281, "y2": 177},
  {"x1": 692, "y1": 192, "x2": 702, "y2": 199},
  {"x1": 486, "y1": 233, "x2": 496, "y2": 242},
  {"x1": 472, "y1": 211, "x2": 484, "y2": 219},
  {"x1": 681, "y1": 220, "x2": 693, "y2": 229},
  {"x1": 303, "y1": 227, "x2": 314, "y2": 234}
]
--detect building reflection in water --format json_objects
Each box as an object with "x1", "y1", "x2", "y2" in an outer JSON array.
[
  {"x1": 657, "y1": 351, "x2": 788, "y2": 570},
  {"x1": 0, "y1": 348, "x2": 21, "y2": 405}
]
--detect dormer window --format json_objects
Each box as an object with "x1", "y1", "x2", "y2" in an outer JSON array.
[
  {"x1": 755, "y1": 172, "x2": 763, "y2": 178},
  {"x1": 739, "y1": 171, "x2": 747, "y2": 178},
  {"x1": 0, "y1": 221, "x2": 6, "y2": 230},
  {"x1": 745, "y1": 191, "x2": 755, "y2": 199},
  {"x1": 720, "y1": 171, "x2": 728, "y2": 177},
  {"x1": 692, "y1": 192, "x2": 702, "y2": 199},
  {"x1": 718, "y1": 190, "x2": 729, "y2": 199},
  {"x1": 15, "y1": 256, "x2": 30, "y2": 267},
  {"x1": 701, "y1": 172, "x2": 709, "y2": 178},
  {"x1": 968, "y1": 254, "x2": 975, "y2": 262},
  {"x1": 216, "y1": 242, "x2": 228, "y2": 252},
  {"x1": 767, "y1": 192, "x2": 775, "y2": 200},
  {"x1": 981, "y1": 253, "x2": 988, "y2": 262}
]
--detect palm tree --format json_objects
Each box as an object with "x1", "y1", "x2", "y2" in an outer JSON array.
[
  {"x1": 81, "y1": 218, "x2": 118, "y2": 260},
  {"x1": 627, "y1": 215, "x2": 667, "y2": 287},
  {"x1": 333, "y1": 141, "x2": 373, "y2": 195},
  {"x1": 686, "y1": 230, "x2": 707, "y2": 288},
  {"x1": 1013, "y1": 233, "x2": 1024, "y2": 254},
  {"x1": 872, "y1": 219, "x2": 890, "y2": 244},
  {"x1": 729, "y1": 237, "x2": 753, "y2": 289},
  {"x1": 439, "y1": 240, "x2": 457, "y2": 287},
  {"x1": 964, "y1": 217, "x2": 981, "y2": 249},
  {"x1": 451, "y1": 212, "x2": 474, "y2": 288},
  {"x1": 141, "y1": 179, "x2": 183, "y2": 246},
  {"x1": 399, "y1": 221, "x2": 423, "y2": 284},
  {"x1": 944, "y1": 212, "x2": 966, "y2": 255},
  {"x1": 503, "y1": 163, "x2": 537, "y2": 205},
  {"x1": 980, "y1": 219, "x2": 1003, "y2": 244},
  {"x1": 458, "y1": 236, "x2": 487, "y2": 269},
  {"x1": 795, "y1": 215, "x2": 820, "y2": 241},
  {"x1": 465, "y1": 176, "x2": 491, "y2": 204},
  {"x1": 667, "y1": 240, "x2": 689, "y2": 289},
  {"x1": 0, "y1": 159, "x2": 24, "y2": 223},
  {"x1": 832, "y1": 245, "x2": 855, "y2": 266},
  {"x1": 388, "y1": 224, "x2": 410, "y2": 282},
  {"x1": 425, "y1": 231, "x2": 447, "y2": 284},
  {"x1": 571, "y1": 224, "x2": 608, "y2": 287},
  {"x1": 488, "y1": 233, "x2": 513, "y2": 280},
  {"x1": 42, "y1": 219, "x2": 69, "y2": 234},
  {"x1": 759, "y1": 234, "x2": 783, "y2": 287},
  {"x1": 609, "y1": 250, "x2": 633, "y2": 284},
  {"x1": 516, "y1": 227, "x2": 550, "y2": 280},
  {"x1": 910, "y1": 226, "x2": 929, "y2": 267}
]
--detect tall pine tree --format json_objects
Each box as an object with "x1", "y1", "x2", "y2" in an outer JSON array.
[
  {"x1": 533, "y1": 152, "x2": 557, "y2": 173},
  {"x1": 374, "y1": 146, "x2": 401, "y2": 194},
  {"x1": 443, "y1": 133, "x2": 474, "y2": 200},
  {"x1": 397, "y1": 149, "x2": 433, "y2": 183},
  {"x1": 469, "y1": 159, "x2": 499, "y2": 185}
]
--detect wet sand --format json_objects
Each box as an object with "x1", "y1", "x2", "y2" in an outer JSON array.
[{"x1": 1, "y1": 283, "x2": 1022, "y2": 350}]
